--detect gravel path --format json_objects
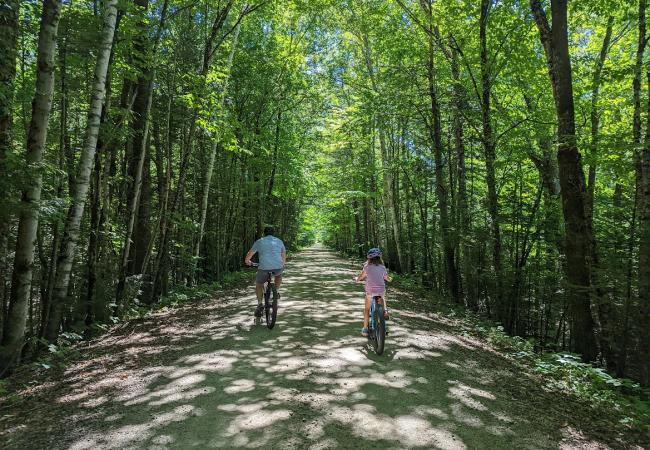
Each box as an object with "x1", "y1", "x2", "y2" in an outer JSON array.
[{"x1": 1, "y1": 246, "x2": 643, "y2": 449}]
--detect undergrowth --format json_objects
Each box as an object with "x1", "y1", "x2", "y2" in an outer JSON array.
[
  {"x1": 389, "y1": 271, "x2": 650, "y2": 435},
  {"x1": 25, "y1": 270, "x2": 254, "y2": 377}
]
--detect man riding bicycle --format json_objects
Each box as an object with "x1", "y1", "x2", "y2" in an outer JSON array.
[{"x1": 244, "y1": 226, "x2": 286, "y2": 317}]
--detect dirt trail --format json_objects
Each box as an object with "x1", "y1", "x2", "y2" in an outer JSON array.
[{"x1": 1, "y1": 246, "x2": 642, "y2": 449}]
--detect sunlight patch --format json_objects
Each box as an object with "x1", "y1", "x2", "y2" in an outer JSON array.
[
  {"x1": 226, "y1": 408, "x2": 292, "y2": 433},
  {"x1": 224, "y1": 379, "x2": 256, "y2": 394}
]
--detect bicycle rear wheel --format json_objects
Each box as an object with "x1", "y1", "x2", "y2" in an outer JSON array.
[
  {"x1": 266, "y1": 283, "x2": 278, "y2": 329},
  {"x1": 368, "y1": 308, "x2": 377, "y2": 352},
  {"x1": 374, "y1": 305, "x2": 386, "y2": 355}
]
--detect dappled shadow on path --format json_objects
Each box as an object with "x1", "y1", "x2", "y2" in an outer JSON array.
[{"x1": 1, "y1": 247, "x2": 637, "y2": 449}]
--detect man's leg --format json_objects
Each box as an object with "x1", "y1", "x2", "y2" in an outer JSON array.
[
  {"x1": 274, "y1": 275, "x2": 282, "y2": 291},
  {"x1": 256, "y1": 283, "x2": 264, "y2": 304},
  {"x1": 254, "y1": 277, "x2": 264, "y2": 317}
]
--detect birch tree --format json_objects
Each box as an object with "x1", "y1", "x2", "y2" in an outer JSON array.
[
  {"x1": 0, "y1": 0, "x2": 63, "y2": 373},
  {"x1": 43, "y1": 0, "x2": 118, "y2": 343}
]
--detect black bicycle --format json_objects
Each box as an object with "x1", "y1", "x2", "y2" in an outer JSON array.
[
  {"x1": 368, "y1": 294, "x2": 387, "y2": 355},
  {"x1": 251, "y1": 263, "x2": 278, "y2": 329}
]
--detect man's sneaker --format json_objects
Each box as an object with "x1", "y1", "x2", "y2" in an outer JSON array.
[{"x1": 254, "y1": 305, "x2": 263, "y2": 317}]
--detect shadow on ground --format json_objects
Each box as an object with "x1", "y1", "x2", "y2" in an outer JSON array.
[{"x1": 0, "y1": 247, "x2": 642, "y2": 449}]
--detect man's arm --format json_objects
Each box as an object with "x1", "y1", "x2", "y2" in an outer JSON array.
[
  {"x1": 281, "y1": 249, "x2": 286, "y2": 268},
  {"x1": 244, "y1": 248, "x2": 255, "y2": 266}
]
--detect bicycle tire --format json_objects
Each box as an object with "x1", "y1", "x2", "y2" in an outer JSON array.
[
  {"x1": 367, "y1": 328, "x2": 376, "y2": 352},
  {"x1": 266, "y1": 283, "x2": 278, "y2": 329},
  {"x1": 367, "y1": 304, "x2": 377, "y2": 352},
  {"x1": 374, "y1": 305, "x2": 386, "y2": 355},
  {"x1": 261, "y1": 283, "x2": 270, "y2": 325}
]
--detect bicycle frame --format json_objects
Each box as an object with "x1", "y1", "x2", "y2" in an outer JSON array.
[
  {"x1": 250, "y1": 262, "x2": 278, "y2": 329},
  {"x1": 369, "y1": 295, "x2": 384, "y2": 331}
]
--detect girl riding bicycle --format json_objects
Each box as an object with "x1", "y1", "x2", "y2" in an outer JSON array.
[{"x1": 354, "y1": 248, "x2": 392, "y2": 337}]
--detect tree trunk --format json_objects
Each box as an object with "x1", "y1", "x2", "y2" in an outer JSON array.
[
  {"x1": 633, "y1": 0, "x2": 646, "y2": 149},
  {"x1": 587, "y1": 18, "x2": 617, "y2": 371},
  {"x1": 360, "y1": 35, "x2": 404, "y2": 272},
  {"x1": 124, "y1": 0, "x2": 153, "y2": 276},
  {"x1": 0, "y1": 0, "x2": 19, "y2": 194},
  {"x1": 637, "y1": 69, "x2": 650, "y2": 386},
  {"x1": 451, "y1": 40, "x2": 470, "y2": 308},
  {"x1": 115, "y1": 82, "x2": 153, "y2": 308},
  {"x1": 116, "y1": 0, "x2": 170, "y2": 308},
  {"x1": 0, "y1": 0, "x2": 20, "y2": 343},
  {"x1": 44, "y1": 0, "x2": 118, "y2": 343},
  {"x1": 480, "y1": 0, "x2": 504, "y2": 320},
  {"x1": 423, "y1": 1, "x2": 459, "y2": 301},
  {"x1": 586, "y1": 18, "x2": 613, "y2": 213},
  {"x1": 192, "y1": 19, "x2": 242, "y2": 281},
  {"x1": 632, "y1": 0, "x2": 650, "y2": 387},
  {"x1": 530, "y1": 0, "x2": 597, "y2": 362},
  {"x1": 147, "y1": 1, "x2": 237, "y2": 302},
  {"x1": 0, "y1": 0, "x2": 63, "y2": 373}
]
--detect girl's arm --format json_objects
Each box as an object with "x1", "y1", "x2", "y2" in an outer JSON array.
[
  {"x1": 383, "y1": 268, "x2": 392, "y2": 282},
  {"x1": 354, "y1": 268, "x2": 367, "y2": 282}
]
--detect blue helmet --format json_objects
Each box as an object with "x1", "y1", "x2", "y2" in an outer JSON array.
[{"x1": 367, "y1": 247, "x2": 382, "y2": 258}]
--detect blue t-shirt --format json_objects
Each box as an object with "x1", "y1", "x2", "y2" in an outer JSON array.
[{"x1": 251, "y1": 236, "x2": 285, "y2": 270}]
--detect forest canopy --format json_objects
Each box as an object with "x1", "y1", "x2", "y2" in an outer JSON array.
[{"x1": 0, "y1": 0, "x2": 648, "y2": 389}]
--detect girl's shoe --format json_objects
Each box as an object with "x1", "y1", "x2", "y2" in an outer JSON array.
[
  {"x1": 384, "y1": 309, "x2": 390, "y2": 320},
  {"x1": 361, "y1": 327, "x2": 369, "y2": 337}
]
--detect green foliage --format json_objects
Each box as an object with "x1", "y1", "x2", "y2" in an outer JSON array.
[
  {"x1": 478, "y1": 325, "x2": 650, "y2": 431},
  {"x1": 29, "y1": 332, "x2": 84, "y2": 372},
  {"x1": 156, "y1": 272, "x2": 252, "y2": 310}
]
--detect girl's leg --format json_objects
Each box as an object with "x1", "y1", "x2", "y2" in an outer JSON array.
[{"x1": 363, "y1": 295, "x2": 371, "y2": 329}]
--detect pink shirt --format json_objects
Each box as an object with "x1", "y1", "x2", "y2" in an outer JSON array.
[{"x1": 362, "y1": 263, "x2": 387, "y2": 295}]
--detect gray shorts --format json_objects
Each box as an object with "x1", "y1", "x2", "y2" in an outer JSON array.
[{"x1": 256, "y1": 268, "x2": 283, "y2": 284}]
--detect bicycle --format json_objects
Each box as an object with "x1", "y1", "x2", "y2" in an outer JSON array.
[
  {"x1": 368, "y1": 294, "x2": 387, "y2": 355},
  {"x1": 250, "y1": 262, "x2": 279, "y2": 329}
]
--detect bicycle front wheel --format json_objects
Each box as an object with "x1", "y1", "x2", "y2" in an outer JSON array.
[
  {"x1": 266, "y1": 283, "x2": 278, "y2": 329},
  {"x1": 374, "y1": 305, "x2": 386, "y2": 355}
]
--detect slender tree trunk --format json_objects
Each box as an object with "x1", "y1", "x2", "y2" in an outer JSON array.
[
  {"x1": 116, "y1": 0, "x2": 169, "y2": 308},
  {"x1": 480, "y1": 0, "x2": 504, "y2": 320},
  {"x1": 423, "y1": 1, "x2": 459, "y2": 301},
  {"x1": 360, "y1": 35, "x2": 403, "y2": 271},
  {"x1": 125, "y1": 0, "x2": 153, "y2": 276},
  {"x1": 0, "y1": 0, "x2": 63, "y2": 373},
  {"x1": 586, "y1": 18, "x2": 613, "y2": 213},
  {"x1": 633, "y1": 0, "x2": 646, "y2": 150},
  {"x1": 586, "y1": 18, "x2": 617, "y2": 370},
  {"x1": 531, "y1": 0, "x2": 598, "y2": 362},
  {"x1": 192, "y1": 19, "x2": 243, "y2": 281},
  {"x1": 0, "y1": 0, "x2": 21, "y2": 342},
  {"x1": 637, "y1": 70, "x2": 650, "y2": 386},
  {"x1": 632, "y1": 0, "x2": 650, "y2": 387},
  {"x1": 148, "y1": 1, "x2": 237, "y2": 302},
  {"x1": 450, "y1": 42, "x2": 471, "y2": 307},
  {"x1": 0, "y1": 0, "x2": 19, "y2": 177},
  {"x1": 44, "y1": 0, "x2": 119, "y2": 343},
  {"x1": 115, "y1": 84, "x2": 153, "y2": 307}
]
